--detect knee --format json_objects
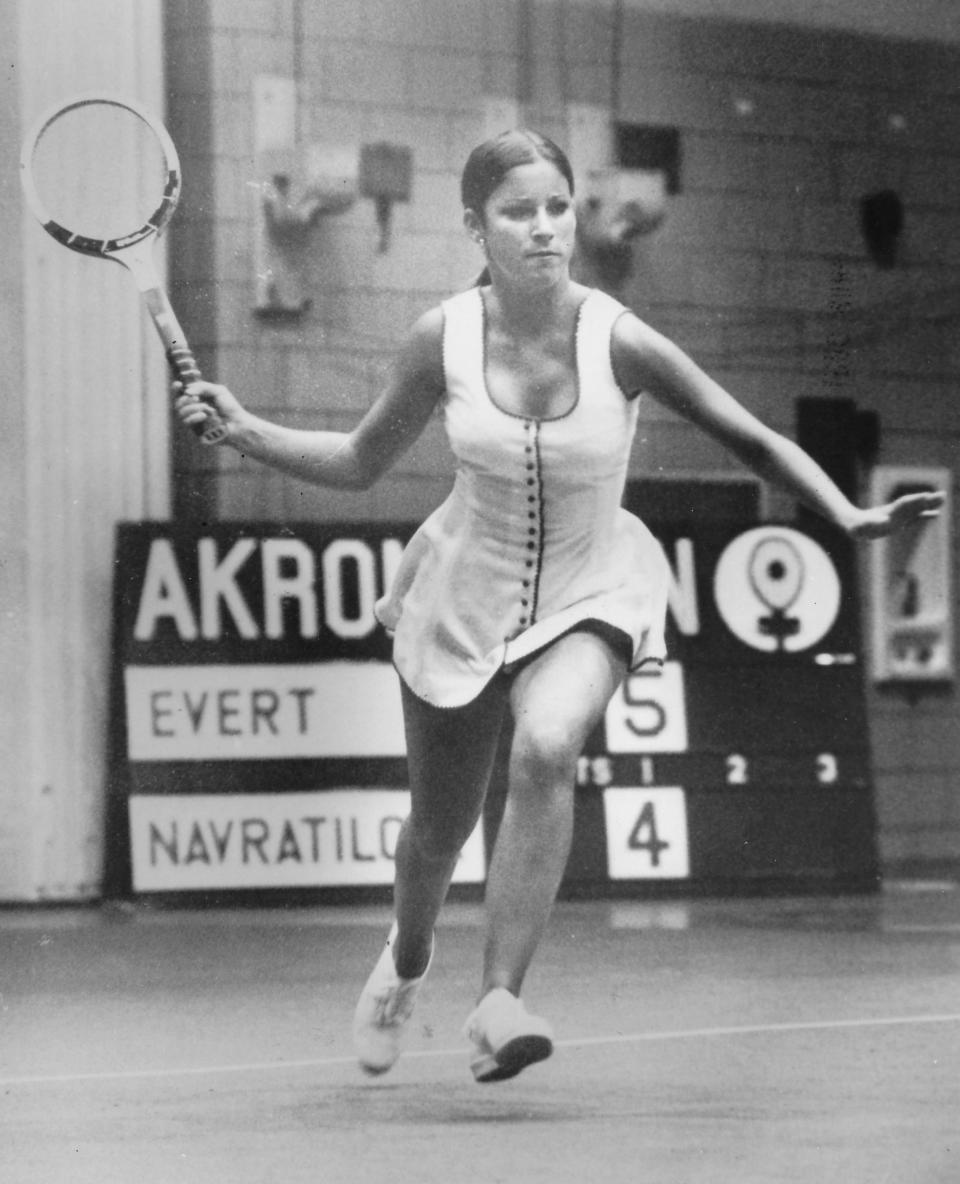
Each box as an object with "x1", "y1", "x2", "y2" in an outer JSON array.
[{"x1": 511, "y1": 715, "x2": 582, "y2": 788}]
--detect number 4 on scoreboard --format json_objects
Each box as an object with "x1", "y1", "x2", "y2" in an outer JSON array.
[{"x1": 602, "y1": 787, "x2": 690, "y2": 880}]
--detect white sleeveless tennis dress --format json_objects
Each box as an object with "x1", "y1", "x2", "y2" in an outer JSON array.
[{"x1": 375, "y1": 286, "x2": 670, "y2": 708}]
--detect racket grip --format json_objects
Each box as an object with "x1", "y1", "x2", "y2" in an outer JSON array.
[{"x1": 166, "y1": 344, "x2": 227, "y2": 445}]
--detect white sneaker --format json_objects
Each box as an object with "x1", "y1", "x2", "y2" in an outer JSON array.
[
  {"x1": 463, "y1": 987, "x2": 554, "y2": 1083},
  {"x1": 352, "y1": 922, "x2": 434, "y2": 1076}
]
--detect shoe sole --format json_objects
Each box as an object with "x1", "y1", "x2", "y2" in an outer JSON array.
[
  {"x1": 359, "y1": 1059, "x2": 394, "y2": 1077},
  {"x1": 471, "y1": 1033, "x2": 554, "y2": 1083}
]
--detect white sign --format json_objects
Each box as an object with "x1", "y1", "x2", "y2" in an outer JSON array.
[
  {"x1": 602, "y1": 787, "x2": 690, "y2": 879},
  {"x1": 129, "y1": 789, "x2": 486, "y2": 891},
  {"x1": 125, "y1": 663, "x2": 405, "y2": 760},
  {"x1": 132, "y1": 534, "x2": 405, "y2": 643},
  {"x1": 604, "y1": 662, "x2": 687, "y2": 753},
  {"x1": 713, "y1": 526, "x2": 841, "y2": 653}
]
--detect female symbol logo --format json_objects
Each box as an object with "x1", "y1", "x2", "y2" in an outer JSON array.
[
  {"x1": 713, "y1": 526, "x2": 842, "y2": 653},
  {"x1": 747, "y1": 536, "x2": 805, "y2": 651}
]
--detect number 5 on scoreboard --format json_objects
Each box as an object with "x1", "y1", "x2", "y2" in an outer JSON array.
[
  {"x1": 602, "y1": 787, "x2": 690, "y2": 880},
  {"x1": 603, "y1": 662, "x2": 688, "y2": 754}
]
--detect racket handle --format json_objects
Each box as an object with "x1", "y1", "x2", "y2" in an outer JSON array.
[
  {"x1": 142, "y1": 284, "x2": 226, "y2": 446},
  {"x1": 166, "y1": 343, "x2": 226, "y2": 445}
]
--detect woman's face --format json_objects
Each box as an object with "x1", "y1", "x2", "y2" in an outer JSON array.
[{"x1": 467, "y1": 157, "x2": 576, "y2": 288}]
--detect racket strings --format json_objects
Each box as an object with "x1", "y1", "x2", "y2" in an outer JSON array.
[{"x1": 28, "y1": 102, "x2": 173, "y2": 247}]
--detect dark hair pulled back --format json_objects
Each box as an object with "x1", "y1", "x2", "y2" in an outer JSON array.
[{"x1": 460, "y1": 129, "x2": 575, "y2": 218}]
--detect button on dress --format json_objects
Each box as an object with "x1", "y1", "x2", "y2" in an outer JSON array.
[{"x1": 374, "y1": 286, "x2": 670, "y2": 708}]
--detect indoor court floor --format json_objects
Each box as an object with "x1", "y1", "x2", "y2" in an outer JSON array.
[{"x1": 2, "y1": 881, "x2": 958, "y2": 1184}]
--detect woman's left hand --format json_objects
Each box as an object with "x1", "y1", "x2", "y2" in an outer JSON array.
[{"x1": 847, "y1": 490, "x2": 946, "y2": 539}]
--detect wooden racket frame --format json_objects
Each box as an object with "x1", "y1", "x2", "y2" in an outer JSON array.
[{"x1": 20, "y1": 92, "x2": 224, "y2": 444}]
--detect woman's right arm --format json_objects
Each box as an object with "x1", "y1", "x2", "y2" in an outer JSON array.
[{"x1": 175, "y1": 307, "x2": 446, "y2": 490}]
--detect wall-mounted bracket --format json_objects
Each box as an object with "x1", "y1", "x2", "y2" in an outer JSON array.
[
  {"x1": 359, "y1": 142, "x2": 413, "y2": 253},
  {"x1": 261, "y1": 168, "x2": 353, "y2": 244},
  {"x1": 566, "y1": 104, "x2": 681, "y2": 295},
  {"x1": 253, "y1": 144, "x2": 358, "y2": 319},
  {"x1": 869, "y1": 465, "x2": 953, "y2": 684}
]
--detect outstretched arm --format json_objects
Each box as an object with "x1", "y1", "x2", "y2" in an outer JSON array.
[
  {"x1": 611, "y1": 315, "x2": 944, "y2": 537},
  {"x1": 175, "y1": 308, "x2": 446, "y2": 490}
]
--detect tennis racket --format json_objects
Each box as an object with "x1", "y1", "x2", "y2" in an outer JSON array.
[{"x1": 19, "y1": 92, "x2": 225, "y2": 444}]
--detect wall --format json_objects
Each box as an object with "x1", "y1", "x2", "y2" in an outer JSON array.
[
  {"x1": 164, "y1": 0, "x2": 960, "y2": 873},
  {"x1": 1, "y1": 0, "x2": 171, "y2": 899},
  {"x1": 0, "y1": 0, "x2": 30, "y2": 896},
  {"x1": 602, "y1": 0, "x2": 960, "y2": 44}
]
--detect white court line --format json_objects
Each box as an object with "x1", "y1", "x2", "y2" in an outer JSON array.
[
  {"x1": 2, "y1": 1011, "x2": 959, "y2": 1088},
  {"x1": 884, "y1": 923, "x2": 960, "y2": 934}
]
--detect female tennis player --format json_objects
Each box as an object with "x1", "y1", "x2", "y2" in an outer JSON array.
[{"x1": 176, "y1": 129, "x2": 943, "y2": 1083}]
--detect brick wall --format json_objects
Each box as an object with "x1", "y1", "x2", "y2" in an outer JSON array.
[{"x1": 164, "y1": 0, "x2": 960, "y2": 871}]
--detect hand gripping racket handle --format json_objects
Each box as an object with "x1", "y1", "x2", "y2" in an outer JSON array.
[
  {"x1": 166, "y1": 343, "x2": 227, "y2": 445},
  {"x1": 142, "y1": 283, "x2": 226, "y2": 445}
]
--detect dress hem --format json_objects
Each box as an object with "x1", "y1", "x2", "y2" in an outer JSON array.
[{"x1": 391, "y1": 618, "x2": 667, "y2": 711}]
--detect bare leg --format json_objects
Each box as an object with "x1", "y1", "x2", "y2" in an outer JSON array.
[
  {"x1": 391, "y1": 677, "x2": 509, "y2": 978},
  {"x1": 480, "y1": 631, "x2": 626, "y2": 998}
]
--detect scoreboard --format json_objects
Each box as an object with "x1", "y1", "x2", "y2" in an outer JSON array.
[
  {"x1": 534, "y1": 520, "x2": 874, "y2": 893},
  {"x1": 107, "y1": 508, "x2": 877, "y2": 900}
]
